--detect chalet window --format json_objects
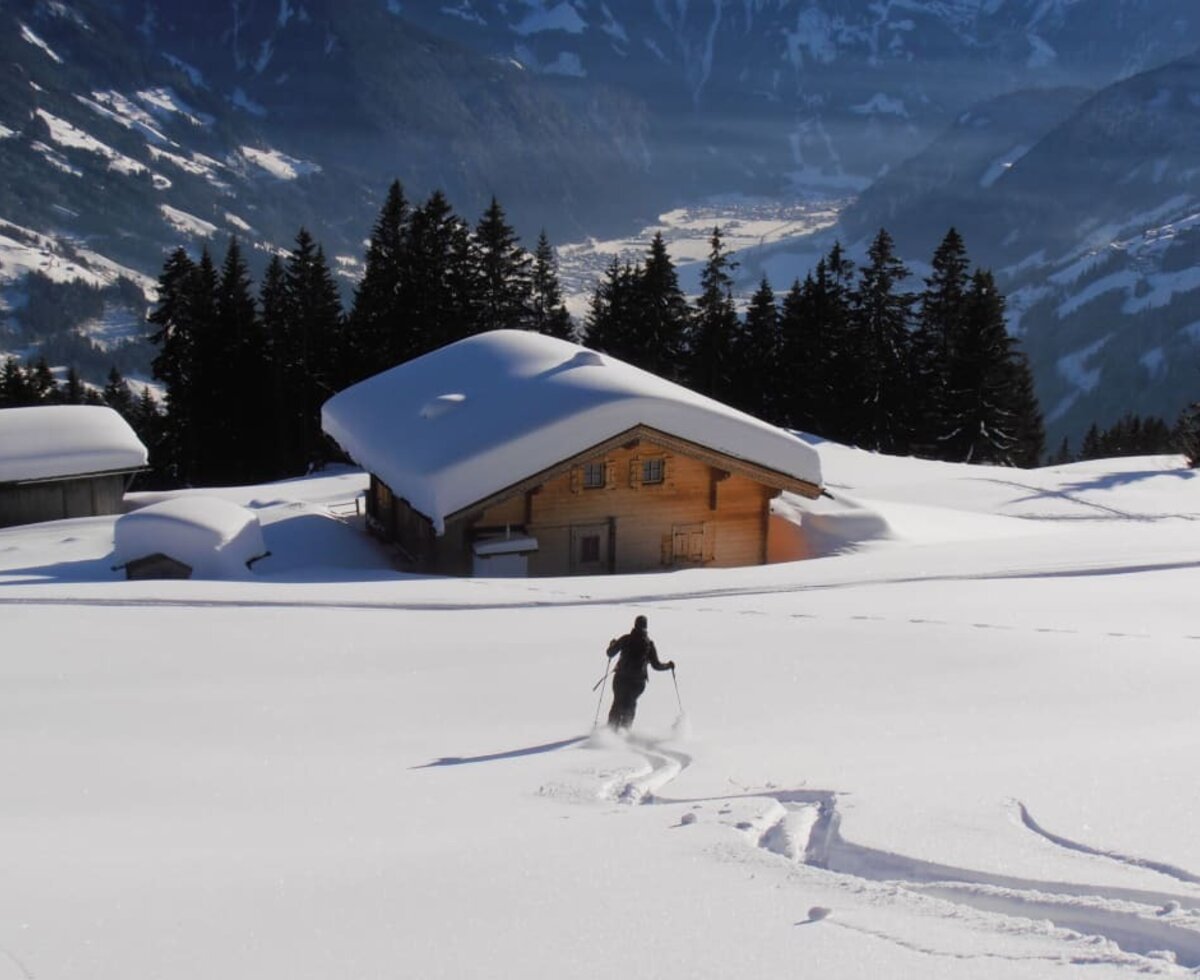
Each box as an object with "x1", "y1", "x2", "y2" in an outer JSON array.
[
  {"x1": 582, "y1": 462, "x2": 606, "y2": 489},
  {"x1": 641, "y1": 457, "x2": 665, "y2": 485},
  {"x1": 580, "y1": 534, "x2": 601, "y2": 563}
]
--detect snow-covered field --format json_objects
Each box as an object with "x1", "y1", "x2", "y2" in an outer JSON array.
[{"x1": 3, "y1": 444, "x2": 1200, "y2": 978}]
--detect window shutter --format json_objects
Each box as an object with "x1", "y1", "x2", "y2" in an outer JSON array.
[
  {"x1": 664, "y1": 454, "x2": 674, "y2": 487},
  {"x1": 570, "y1": 466, "x2": 580, "y2": 494},
  {"x1": 629, "y1": 455, "x2": 641, "y2": 489},
  {"x1": 605, "y1": 459, "x2": 616, "y2": 489},
  {"x1": 702, "y1": 522, "x2": 716, "y2": 563}
]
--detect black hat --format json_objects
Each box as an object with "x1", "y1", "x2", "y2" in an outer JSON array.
[{"x1": 634, "y1": 614, "x2": 648, "y2": 630}]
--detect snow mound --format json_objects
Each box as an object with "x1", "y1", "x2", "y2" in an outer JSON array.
[{"x1": 114, "y1": 497, "x2": 266, "y2": 579}]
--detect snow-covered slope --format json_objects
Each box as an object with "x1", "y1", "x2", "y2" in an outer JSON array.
[{"x1": 4, "y1": 445, "x2": 1200, "y2": 977}]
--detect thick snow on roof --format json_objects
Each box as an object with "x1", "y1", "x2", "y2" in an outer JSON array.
[
  {"x1": 114, "y1": 496, "x2": 266, "y2": 579},
  {"x1": 322, "y1": 330, "x2": 822, "y2": 532},
  {"x1": 0, "y1": 405, "x2": 147, "y2": 483}
]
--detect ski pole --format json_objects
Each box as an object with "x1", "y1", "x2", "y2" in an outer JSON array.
[
  {"x1": 671, "y1": 666, "x2": 684, "y2": 713},
  {"x1": 592, "y1": 659, "x2": 611, "y2": 729}
]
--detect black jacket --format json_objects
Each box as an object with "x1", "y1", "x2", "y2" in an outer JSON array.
[{"x1": 607, "y1": 627, "x2": 671, "y2": 681}]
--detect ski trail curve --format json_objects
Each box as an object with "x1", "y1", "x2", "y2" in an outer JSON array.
[
  {"x1": 600, "y1": 735, "x2": 692, "y2": 805},
  {"x1": 1018, "y1": 801, "x2": 1200, "y2": 886}
]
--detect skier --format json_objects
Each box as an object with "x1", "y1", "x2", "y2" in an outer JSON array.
[{"x1": 605, "y1": 614, "x2": 674, "y2": 730}]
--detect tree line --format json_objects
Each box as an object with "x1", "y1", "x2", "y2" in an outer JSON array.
[
  {"x1": 589, "y1": 226, "x2": 1045, "y2": 466},
  {"x1": 142, "y1": 182, "x2": 574, "y2": 487}
]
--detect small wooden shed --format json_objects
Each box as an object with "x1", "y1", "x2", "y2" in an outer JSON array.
[
  {"x1": 0, "y1": 405, "x2": 147, "y2": 528},
  {"x1": 322, "y1": 330, "x2": 823, "y2": 577}
]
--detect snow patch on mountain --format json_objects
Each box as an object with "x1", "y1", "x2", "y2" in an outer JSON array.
[
  {"x1": 1056, "y1": 335, "x2": 1111, "y2": 394},
  {"x1": 136, "y1": 87, "x2": 212, "y2": 128},
  {"x1": 1056, "y1": 269, "x2": 1136, "y2": 318},
  {"x1": 230, "y1": 87, "x2": 268, "y2": 118},
  {"x1": 0, "y1": 219, "x2": 154, "y2": 294},
  {"x1": 160, "y1": 204, "x2": 217, "y2": 238},
  {"x1": 0, "y1": 124, "x2": 15, "y2": 140},
  {"x1": 35, "y1": 109, "x2": 151, "y2": 178},
  {"x1": 19, "y1": 22, "x2": 63, "y2": 63},
  {"x1": 31, "y1": 140, "x2": 82, "y2": 177},
  {"x1": 239, "y1": 145, "x2": 321, "y2": 180},
  {"x1": 161, "y1": 53, "x2": 206, "y2": 89},
  {"x1": 77, "y1": 91, "x2": 170, "y2": 144},
  {"x1": 850, "y1": 93, "x2": 908, "y2": 117},
  {"x1": 224, "y1": 212, "x2": 253, "y2": 233},
  {"x1": 512, "y1": 2, "x2": 585, "y2": 36},
  {"x1": 1122, "y1": 266, "x2": 1200, "y2": 314}
]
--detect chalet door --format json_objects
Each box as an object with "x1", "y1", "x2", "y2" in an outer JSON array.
[{"x1": 569, "y1": 522, "x2": 610, "y2": 574}]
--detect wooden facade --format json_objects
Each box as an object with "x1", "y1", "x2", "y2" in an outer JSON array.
[
  {"x1": 0, "y1": 471, "x2": 136, "y2": 529},
  {"x1": 365, "y1": 425, "x2": 821, "y2": 577}
]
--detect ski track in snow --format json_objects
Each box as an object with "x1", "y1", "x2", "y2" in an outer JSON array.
[{"x1": 579, "y1": 733, "x2": 1200, "y2": 969}]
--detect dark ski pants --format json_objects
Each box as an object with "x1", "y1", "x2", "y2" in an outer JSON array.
[{"x1": 608, "y1": 674, "x2": 645, "y2": 730}]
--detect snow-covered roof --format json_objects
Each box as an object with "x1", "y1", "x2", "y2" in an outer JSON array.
[
  {"x1": 0, "y1": 405, "x2": 148, "y2": 483},
  {"x1": 114, "y1": 496, "x2": 267, "y2": 579},
  {"x1": 322, "y1": 330, "x2": 822, "y2": 533}
]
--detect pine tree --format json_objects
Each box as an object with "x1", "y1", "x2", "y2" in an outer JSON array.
[
  {"x1": 940, "y1": 270, "x2": 1041, "y2": 465},
  {"x1": 0, "y1": 357, "x2": 34, "y2": 406},
  {"x1": 63, "y1": 365, "x2": 85, "y2": 404},
  {"x1": 584, "y1": 256, "x2": 639, "y2": 361},
  {"x1": 914, "y1": 228, "x2": 971, "y2": 457},
  {"x1": 148, "y1": 247, "x2": 200, "y2": 484},
  {"x1": 686, "y1": 226, "x2": 740, "y2": 401},
  {"x1": 406, "y1": 190, "x2": 473, "y2": 353},
  {"x1": 29, "y1": 357, "x2": 57, "y2": 403},
  {"x1": 279, "y1": 229, "x2": 345, "y2": 473},
  {"x1": 847, "y1": 229, "x2": 916, "y2": 453},
  {"x1": 213, "y1": 237, "x2": 269, "y2": 483},
  {"x1": 472, "y1": 197, "x2": 532, "y2": 334},
  {"x1": 259, "y1": 254, "x2": 292, "y2": 480},
  {"x1": 528, "y1": 231, "x2": 574, "y2": 340},
  {"x1": 630, "y1": 232, "x2": 690, "y2": 380},
  {"x1": 731, "y1": 277, "x2": 780, "y2": 420},
  {"x1": 102, "y1": 366, "x2": 134, "y2": 417},
  {"x1": 347, "y1": 180, "x2": 412, "y2": 380}
]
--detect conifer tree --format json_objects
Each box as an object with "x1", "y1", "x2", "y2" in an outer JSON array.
[
  {"x1": 213, "y1": 237, "x2": 269, "y2": 483},
  {"x1": 0, "y1": 356, "x2": 34, "y2": 406},
  {"x1": 406, "y1": 190, "x2": 473, "y2": 353},
  {"x1": 279, "y1": 229, "x2": 345, "y2": 473},
  {"x1": 631, "y1": 232, "x2": 690, "y2": 379},
  {"x1": 259, "y1": 254, "x2": 292, "y2": 480},
  {"x1": 62, "y1": 365, "x2": 85, "y2": 404},
  {"x1": 102, "y1": 366, "x2": 134, "y2": 417},
  {"x1": 686, "y1": 226, "x2": 739, "y2": 401},
  {"x1": 940, "y1": 269, "x2": 1041, "y2": 465},
  {"x1": 914, "y1": 228, "x2": 971, "y2": 457},
  {"x1": 148, "y1": 247, "x2": 200, "y2": 484},
  {"x1": 29, "y1": 357, "x2": 57, "y2": 403},
  {"x1": 528, "y1": 231, "x2": 574, "y2": 340},
  {"x1": 847, "y1": 229, "x2": 916, "y2": 453},
  {"x1": 584, "y1": 256, "x2": 639, "y2": 361},
  {"x1": 472, "y1": 197, "x2": 532, "y2": 334},
  {"x1": 731, "y1": 277, "x2": 780, "y2": 420},
  {"x1": 347, "y1": 180, "x2": 412, "y2": 380}
]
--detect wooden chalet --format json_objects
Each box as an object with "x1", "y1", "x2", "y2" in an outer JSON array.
[
  {"x1": 322, "y1": 331, "x2": 823, "y2": 577},
  {"x1": 0, "y1": 405, "x2": 147, "y2": 529}
]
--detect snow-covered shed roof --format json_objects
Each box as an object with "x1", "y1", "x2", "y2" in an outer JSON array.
[
  {"x1": 0, "y1": 405, "x2": 148, "y2": 483},
  {"x1": 321, "y1": 330, "x2": 823, "y2": 533},
  {"x1": 114, "y1": 496, "x2": 267, "y2": 579}
]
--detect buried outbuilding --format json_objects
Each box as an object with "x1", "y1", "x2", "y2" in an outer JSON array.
[
  {"x1": 322, "y1": 330, "x2": 823, "y2": 576},
  {"x1": 0, "y1": 405, "x2": 147, "y2": 528}
]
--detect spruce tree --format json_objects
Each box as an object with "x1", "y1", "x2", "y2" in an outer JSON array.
[
  {"x1": 63, "y1": 365, "x2": 85, "y2": 404},
  {"x1": 732, "y1": 277, "x2": 780, "y2": 421},
  {"x1": 528, "y1": 231, "x2": 574, "y2": 340},
  {"x1": 29, "y1": 357, "x2": 57, "y2": 403},
  {"x1": 847, "y1": 229, "x2": 916, "y2": 453},
  {"x1": 472, "y1": 197, "x2": 532, "y2": 334},
  {"x1": 259, "y1": 254, "x2": 292, "y2": 480},
  {"x1": 102, "y1": 366, "x2": 134, "y2": 417},
  {"x1": 635, "y1": 233, "x2": 690, "y2": 379},
  {"x1": 584, "y1": 256, "x2": 640, "y2": 361},
  {"x1": 941, "y1": 269, "x2": 1041, "y2": 465},
  {"x1": 214, "y1": 237, "x2": 269, "y2": 483},
  {"x1": 686, "y1": 227, "x2": 740, "y2": 401},
  {"x1": 406, "y1": 190, "x2": 473, "y2": 353},
  {"x1": 0, "y1": 357, "x2": 34, "y2": 406},
  {"x1": 280, "y1": 229, "x2": 345, "y2": 473},
  {"x1": 346, "y1": 179, "x2": 411, "y2": 381},
  {"x1": 148, "y1": 247, "x2": 200, "y2": 484},
  {"x1": 914, "y1": 228, "x2": 971, "y2": 457}
]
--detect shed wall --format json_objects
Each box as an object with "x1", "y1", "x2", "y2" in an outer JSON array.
[{"x1": 0, "y1": 474, "x2": 129, "y2": 528}]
